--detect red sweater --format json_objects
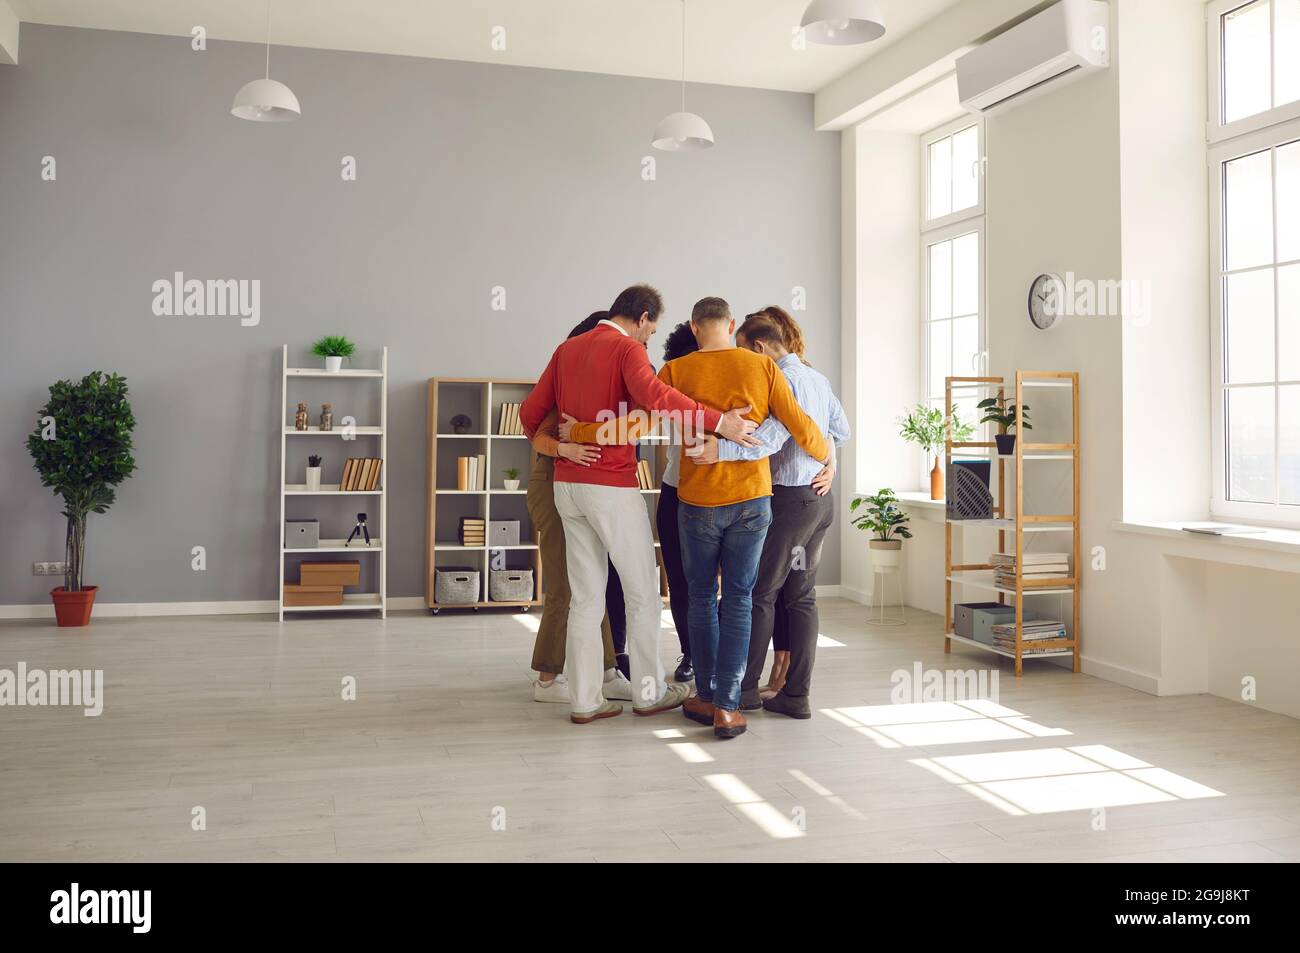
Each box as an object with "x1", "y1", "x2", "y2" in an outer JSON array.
[{"x1": 521, "y1": 323, "x2": 723, "y2": 487}]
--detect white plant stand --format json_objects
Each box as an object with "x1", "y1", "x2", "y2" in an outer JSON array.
[{"x1": 866, "y1": 564, "x2": 906, "y2": 626}]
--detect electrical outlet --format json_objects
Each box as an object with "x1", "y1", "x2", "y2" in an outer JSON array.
[
  {"x1": 48, "y1": 561, "x2": 68, "y2": 575},
  {"x1": 32, "y1": 562, "x2": 47, "y2": 575}
]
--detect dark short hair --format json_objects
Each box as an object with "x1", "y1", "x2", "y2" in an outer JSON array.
[
  {"x1": 568, "y1": 310, "x2": 608, "y2": 339},
  {"x1": 661, "y1": 321, "x2": 699, "y2": 363},
  {"x1": 609, "y1": 284, "x2": 663, "y2": 324},
  {"x1": 691, "y1": 296, "x2": 731, "y2": 326}
]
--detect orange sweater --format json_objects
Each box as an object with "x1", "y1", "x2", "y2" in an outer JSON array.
[{"x1": 570, "y1": 348, "x2": 829, "y2": 507}]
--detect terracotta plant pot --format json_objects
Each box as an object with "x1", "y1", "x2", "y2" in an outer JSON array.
[
  {"x1": 50, "y1": 585, "x2": 98, "y2": 627},
  {"x1": 930, "y1": 458, "x2": 944, "y2": 500}
]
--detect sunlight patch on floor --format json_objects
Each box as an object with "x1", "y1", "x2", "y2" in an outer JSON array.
[{"x1": 910, "y1": 745, "x2": 1225, "y2": 815}]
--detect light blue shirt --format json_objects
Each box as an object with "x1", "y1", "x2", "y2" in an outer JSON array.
[{"x1": 718, "y1": 353, "x2": 850, "y2": 487}]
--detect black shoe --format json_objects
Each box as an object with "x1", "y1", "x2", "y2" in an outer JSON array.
[
  {"x1": 762, "y1": 691, "x2": 812, "y2": 720},
  {"x1": 615, "y1": 653, "x2": 631, "y2": 680},
  {"x1": 739, "y1": 689, "x2": 763, "y2": 711},
  {"x1": 674, "y1": 655, "x2": 694, "y2": 682}
]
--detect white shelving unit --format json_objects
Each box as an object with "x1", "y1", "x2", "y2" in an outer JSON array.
[{"x1": 279, "y1": 345, "x2": 387, "y2": 620}]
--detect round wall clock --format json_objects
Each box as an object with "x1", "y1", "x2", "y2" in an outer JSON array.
[{"x1": 1028, "y1": 273, "x2": 1064, "y2": 330}]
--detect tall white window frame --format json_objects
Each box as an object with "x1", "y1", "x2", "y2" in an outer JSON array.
[
  {"x1": 1209, "y1": 0, "x2": 1300, "y2": 526},
  {"x1": 1208, "y1": 0, "x2": 1300, "y2": 144},
  {"x1": 921, "y1": 116, "x2": 987, "y2": 480}
]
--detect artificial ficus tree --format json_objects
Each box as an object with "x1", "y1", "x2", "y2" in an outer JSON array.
[{"x1": 26, "y1": 372, "x2": 137, "y2": 592}]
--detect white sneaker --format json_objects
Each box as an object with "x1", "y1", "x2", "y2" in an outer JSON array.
[
  {"x1": 602, "y1": 667, "x2": 634, "y2": 701},
  {"x1": 533, "y1": 677, "x2": 570, "y2": 704}
]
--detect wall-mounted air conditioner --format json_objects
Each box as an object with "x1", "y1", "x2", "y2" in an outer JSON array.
[{"x1": 956, "y1": 0, "x2": 1109, "y2": 115}]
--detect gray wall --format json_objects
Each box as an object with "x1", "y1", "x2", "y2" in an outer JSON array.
[{"x1": 0, "y1": 24, "x2": 842, "y2": 606}]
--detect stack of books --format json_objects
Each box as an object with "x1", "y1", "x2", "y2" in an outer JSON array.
[
  {"x1": 339, "y1": 457, "x2": 383, "y2": 491},
  {"x1": 990, "y1": 551, "x2": 1070, "y2": 587},
  {"x1": 456, "y1": 454, "x2": 487, "y2": 490},
  {"x1": 990, "y1": 619, "x2": 1068, "y2": 654},
  {"x1": 497, "y1": 403, "x2": 525, "y2": 435},
  {"x1": 459, "y1": 517, "x2": 486, "y2": 547},
  {"x1": 635, "y1": 459, "x2": 655, "y2": 490}
]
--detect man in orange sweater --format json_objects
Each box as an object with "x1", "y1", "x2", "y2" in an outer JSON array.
[{"x1": 567, "y1": 297, "x2": 830, "y2": 738}]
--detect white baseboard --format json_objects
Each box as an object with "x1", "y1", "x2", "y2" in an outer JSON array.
[
  {"x1": 0, "y1": 596, "x2": 432, "y2": 620},
  {"x1": 1080, "y1": 654, "x2": 1160, "y2": 695}
]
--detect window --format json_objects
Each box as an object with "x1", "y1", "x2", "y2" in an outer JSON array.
[
  {"x1": 1210, "y1": 2, "x2": 1300, "y2": 525},
  {"x1": 922, "y1": 118, "x2": 985, "y2": 451},
  {"x1": 1209, "y1": 0, "x2": 1300, "y2": 142}
]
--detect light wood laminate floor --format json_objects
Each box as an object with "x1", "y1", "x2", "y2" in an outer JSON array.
[{"x1": 1, "y1": 598, "x2": 1297, "y2": 862}]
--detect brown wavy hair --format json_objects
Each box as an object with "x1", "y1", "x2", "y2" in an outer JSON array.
[{"x1": 736, "y1": 306, "x2": 810, "y2": 365}]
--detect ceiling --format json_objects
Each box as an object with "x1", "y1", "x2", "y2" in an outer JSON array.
[{"x1": 8, "y1": 0, "x2": 962, "y2": 93}]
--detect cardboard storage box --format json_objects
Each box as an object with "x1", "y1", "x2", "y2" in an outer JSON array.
[
  {"x1": 435, "y1": 567, "x2": 480, "y2": 605},
  {"x1": 954, "y1": 602, "x2": 1005, "y2": 639},
  {"x1": 283, "y1": 583, "x2": 343, "y2": 607},
  {"x1": 285, "y1": 519, "x2": 320, "y2": 548},
  {"x1": 489, "y1": 569, "x2": 534, "y2": 602},
  {"x1": 300, "y1": 560, "x2": 360, "y2": 587},
  {"x1": 488, "y1": 520, "x2": 521, "y2": 547}
]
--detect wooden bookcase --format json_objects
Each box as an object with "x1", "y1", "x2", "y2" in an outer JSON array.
[
  {"x1": 942, "y1": 371, "x2": 1081, "y2": 676},
  {"x1": 424, "y1": 377, "x2": 671, "y2": 612}
]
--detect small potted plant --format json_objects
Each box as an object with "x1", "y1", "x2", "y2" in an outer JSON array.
[
  {"x1": 451, "y1": 414, "x2": 473, "y2": 435},
  {"x1": 977, "y1": 395, "x2": 1032, "y2": 455},
  {"x1": 502, "y1": 467, "x2": 521, "y2": 491},
  {"x1": 849, "y1": 488, "x2": 912, "y2": 568},
  {"x1": 311, "y1": 335, "x2": 355, "y2": 373},
  {"x1": 898, "y1": 404, "x2": 974, "y2": 500},
  {"x1": 306, "y1": 454, "x2": 323, "y2": 491},
  {"x1": 26, "y1": 372, "x2": 137, "y2": 627}
]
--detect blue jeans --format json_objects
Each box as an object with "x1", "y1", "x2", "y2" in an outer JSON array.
[{"x1": 678, "y1": 497, "x2": 773, "y2": 711}]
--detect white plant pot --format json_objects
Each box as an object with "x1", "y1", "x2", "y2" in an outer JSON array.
[
  {"x1": 503, "y1": 479, "x2": 520, "y2": 491},
  {"x1": 869, "y1": 539, "x2": 902, "y2": 569},
  {"x1": 305, "y1": 467, "x2": 322, "y2": 491},
  {"x1": 325, "y1": 355, "x2": 343, "y2": 373}
]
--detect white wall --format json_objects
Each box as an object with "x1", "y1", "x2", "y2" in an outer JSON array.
[{"x1": 840, "y1": 124, "x2": 923, "y2": 606}]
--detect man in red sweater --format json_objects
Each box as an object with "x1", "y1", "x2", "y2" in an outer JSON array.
[{"x1": 521, "y1": 284, "x2": 756, "y2": 724}]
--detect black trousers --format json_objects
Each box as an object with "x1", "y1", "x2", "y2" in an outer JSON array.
[
  {"x1": 741, "y1": 486, "x2": 834, "y2": 698},
  {"x1": 606, "y1": 562, "x2": 626, "y2": 656},
  {"x1": 656, "y1": 483, "x2": 692, "y2": 657}
]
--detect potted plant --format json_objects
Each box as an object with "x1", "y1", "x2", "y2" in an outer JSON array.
[
  {"x1": 306, "y1": 454, "x2": 323, "y2": 491},
  {"x1": 311, "y1": 335, "x2": 355, "y2": 373},
  {"x1": 977, "y1": 395, "x2": 1032, "y2": 455},
  {"x1": 898, "y1": 404, "x2": 974, "y2": 500},
  {"x1": 26, "y1": 372, "x2": 137, "y2": 627},
  {"x1": 850, "y1": 488, "x2": 913, "y2": 568},
  {"x1": 503, "y1": 467, "x2": 521, "y2": 491}
]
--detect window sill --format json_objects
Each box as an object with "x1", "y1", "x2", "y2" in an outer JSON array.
[
  {"x1": 895, "y1": 490, "x2": 945, "y2": 510},
  {"x1": 1113, "y1": 520, "x2": 1300, "y2": 559}
]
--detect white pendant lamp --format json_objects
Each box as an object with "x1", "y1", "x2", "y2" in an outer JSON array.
[
  {"x1": 652, "y1": 0, "x2": 713, "y2": 152},
  {"x1": 232, "y1": 1, "x2": 301, "y2": 122},
  {"x1": 800, "y1": 0, "x2": 887, "y2": 45}
]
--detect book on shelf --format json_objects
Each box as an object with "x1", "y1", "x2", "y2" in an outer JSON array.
[
  {"x1": 990, "y1": 551, "x2": 1071, "y2": 566},
  {"x1": 340, "y1": 458, "x2": 355, "y2": 490},
  {"x1": 460, "y1": 517, "x2": 486, "y2": 546},
  {"x1": 457, "y1": 456, "x2": 469, "y2": 491},
  {"x1": 991, "y1": 620, "x2": 1068, "y2": 640},
  {"x1": 359, "y1": 458, "x2": 374, "y2": 491},
  {"x1": 499, "y1": 402, "x2": 525, "y2": 436},
  {"x1": 367, "y1": 458, "x2": 382, "y2": 490},
  {"x1": 636, "y1": 459, "x2": 654, "y2": 490},
  {"x1": 476, "y1": 453, "x2": 486, "y2": 490}
]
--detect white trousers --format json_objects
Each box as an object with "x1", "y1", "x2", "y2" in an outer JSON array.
[{"x1": 553, "y1": 481, "x2": 666, "y2": 715}]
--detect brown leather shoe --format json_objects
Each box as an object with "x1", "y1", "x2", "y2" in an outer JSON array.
[
  {"x1": 683, "y1": 695, "x2": 715, "y2": 726},
  {"x1": 714, "y1": 707, "x2": 747, "y2": 739}
]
